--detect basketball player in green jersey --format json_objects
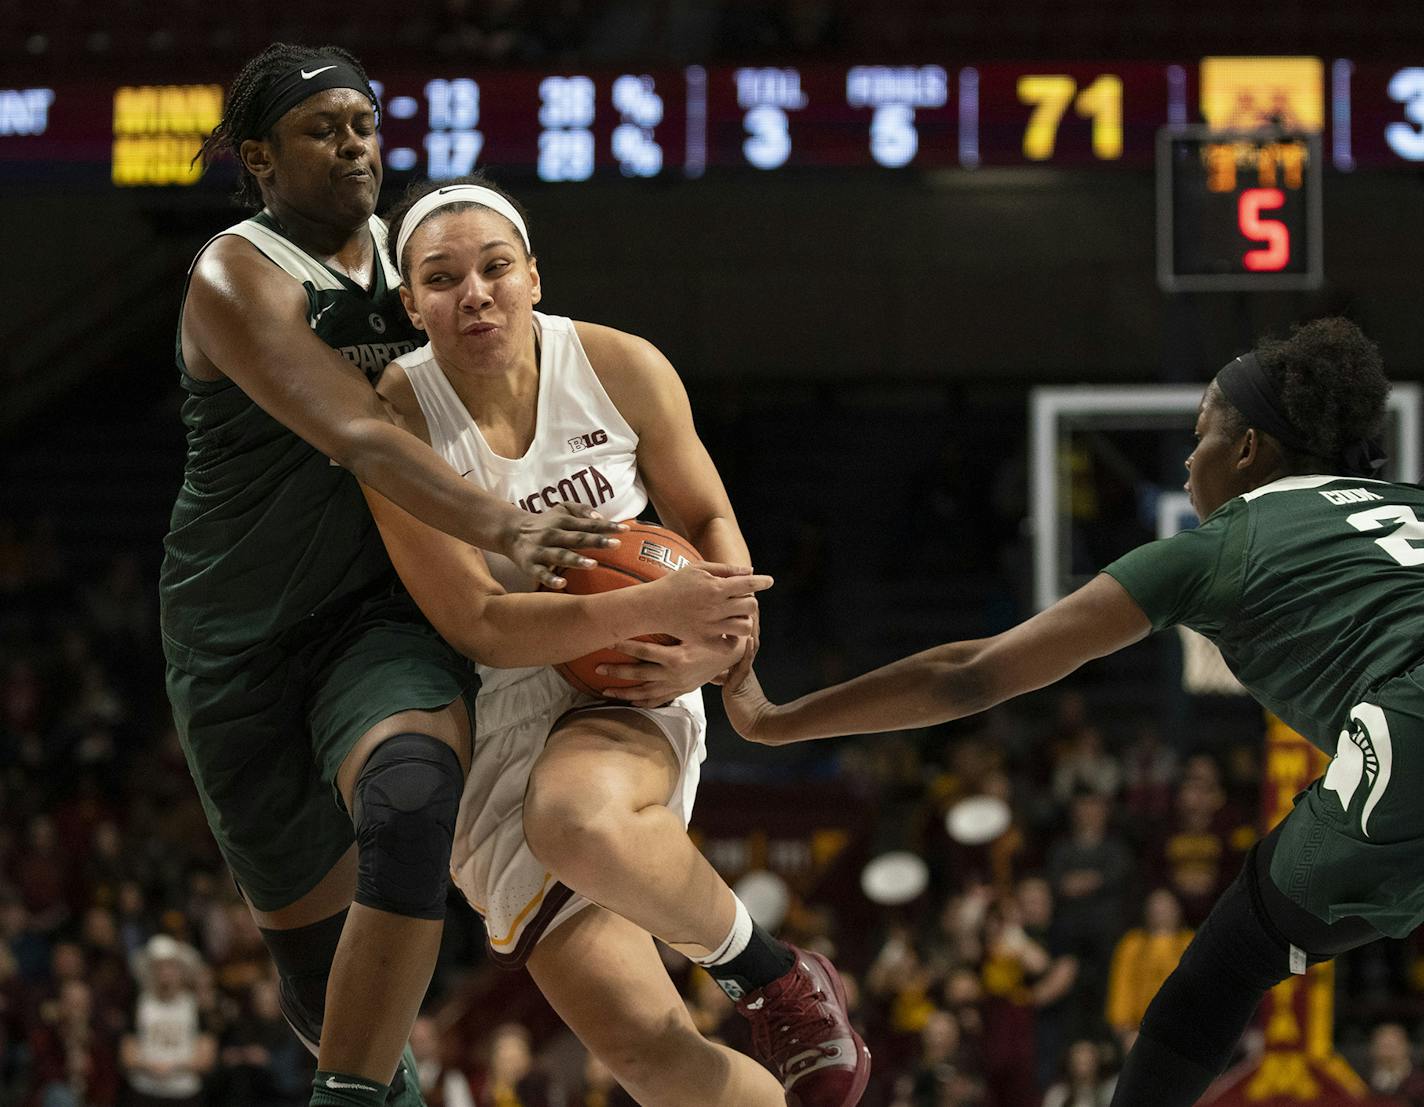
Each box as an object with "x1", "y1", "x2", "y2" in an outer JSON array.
[
  {"x1": 161, "y1": 45, "x2": 622, "y2": 1107},
  {"x1": 720, "y1": 318, "x2": 1416, "y2": 1106}
]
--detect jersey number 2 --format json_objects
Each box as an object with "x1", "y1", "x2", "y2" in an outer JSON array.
[{"x1": 1347, "y1": 505, "x2": 1424, "y2": 566}]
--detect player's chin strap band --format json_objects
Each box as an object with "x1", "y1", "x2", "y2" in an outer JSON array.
[
  {"x1": 394, "y1": 185, "x2": 532, "y2": 280},
  {"x1": 1216, "y1": 352, "x2": 1387, "y2": 479}
]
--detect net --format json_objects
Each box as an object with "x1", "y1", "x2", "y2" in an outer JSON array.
[{"x1": 1177, "y1": 626, "x2": 1245, "y2": 695}]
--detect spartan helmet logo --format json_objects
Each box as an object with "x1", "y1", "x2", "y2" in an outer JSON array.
[{"x1": 1322, "y1": 702, "x2": 1393, "y2": 838}]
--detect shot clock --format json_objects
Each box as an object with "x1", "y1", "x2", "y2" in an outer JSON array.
[{"x1": 1156, "y1": 126, "x2": 1323, "y2": 292}]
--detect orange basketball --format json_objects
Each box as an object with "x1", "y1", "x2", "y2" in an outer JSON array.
[{"x1": 545, "y1": 520, "x2": 702, "y2": 698}]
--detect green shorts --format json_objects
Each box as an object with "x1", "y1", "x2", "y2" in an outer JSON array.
[
  {"x1": 165, "y1": 582, "x2": 477, "y2": 912},
  {"x1": 1269, "y1": 666, "x2": 1424, "y2": 939}
]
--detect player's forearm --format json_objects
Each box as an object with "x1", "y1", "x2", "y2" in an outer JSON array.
[
  {"x1": 688, "y1": 515, "x2": 751, "y2": 569},
  {"x1": 459, "y1": 588, "x2": 669, "y2": 668},
  {"x1": 757, "y1": 642, "x2": 995, "y2": 743},
  {"x1": 340, "y1": 417, "x2": 523, "y2": 552}
]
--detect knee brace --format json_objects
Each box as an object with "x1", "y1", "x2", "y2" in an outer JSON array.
[
  {"x1": 353, "y1": 733, "x2": 462, "y2": 921},
  {"x1": 260, "y1": 908, "x2": 347, "y2": 1053}
]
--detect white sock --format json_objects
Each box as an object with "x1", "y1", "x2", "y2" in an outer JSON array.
[{"x1": 692, "y1": 895, "x2": 753, "y2": 967}]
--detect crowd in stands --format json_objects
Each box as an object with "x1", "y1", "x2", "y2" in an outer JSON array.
[{"x1": 4, "y1": 513, "x2": 1424, "y2": 1107}]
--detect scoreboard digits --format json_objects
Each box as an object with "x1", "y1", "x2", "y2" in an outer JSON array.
[
  {"x1": 1016, "y1": 74, "x2": 1122, "y2": 160},
  {"x1": 1385, "y1": 67, "x2": 1424, "y2": 160},
  {"x1": 736, "y1": 68, "x2": 805, "y2": 170},
  {"x1": 846, "y1": 66, "x2": 948, "y2": 169},
  {"x1": 1157, "y1": 127, "x2": 1322, "y2": 291},
  {"x1": 4, "y1": 59, "x2": 1424, "y2": 190},
  {"x1": 423, "y1": 78, "x2": 483, "y2": 179},
  {"x1": 537, "y1": 75, "x2": 595, "y2": 182}
]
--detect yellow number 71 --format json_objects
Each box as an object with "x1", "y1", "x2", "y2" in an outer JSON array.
[{"x1": 1017, "y1": 75, "x2": 1123, "y2": 160}]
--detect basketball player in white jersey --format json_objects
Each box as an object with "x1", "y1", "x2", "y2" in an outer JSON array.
[{"x1": 359, "y1": 176, "x2": 871, "y2": 1107}]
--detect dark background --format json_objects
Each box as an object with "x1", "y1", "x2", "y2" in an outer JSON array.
[{"x1": 4, "y1": 3, "x2": 1424, "y2": 1105}]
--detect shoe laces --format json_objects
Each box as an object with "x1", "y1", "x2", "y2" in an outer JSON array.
[{"x1": 745, "y1": 972, "x2": 837, "y2": 1070}]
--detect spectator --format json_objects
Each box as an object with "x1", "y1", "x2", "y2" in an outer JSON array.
[
  {"x1": 1, "y1": 940, "x2": 27, "y2": 1099},
  {"x1": 26, "y1": 978, "x2": 120, "y2": 1107},
  {"x1": 216, "y1": 977, "x2": 307, "y2": 1107},
  {"x1": 1050, "y1": 728, "x2": 1120, "y2": 803},
  {"x1": 410, "y1": 1013, "x2": 475, "y2": 1107},
  {"x1": 14, "y1": 816, "x2": 71, "y2": 934},
  {"x1": 566, "y1": 1053, "x2": 635, "y2": 1107},
  {"x1": 1368, "y1": 1023, "x2": 1424, "y2": 1104},
  {"x1": 80, "y1": 906, "x2": 134, "y2": 1037},
  {"x1": 1017, "y1": 876, "x2": 1085, "y2": 1101},
  {"x1": 113, "y1": 882, "x2": 152, "y2": 959},
  {"x1": 1044, "y1": 791, "x2": 1131, "y2": 1011},
  {"x1": 977, "y1": 888, "x2": 1056, "y2": 1107},
  {"x1": 1118, "y1": 724, "x2": 1177, "y2": 831},
  {"x1": 1041, "y1": 1039, "x2": 1115, "y2": 1107},
  {"x1": 1103, "y1": 889, "x2": 1193, "y2": 1048},
  {"x1": 1151, "y1": 758, "x2": 1252, "y2": 926},
  {"x1": 903, "y1": 1008, "x2": 986, "y2": 1105},
  {"x1": 119, "y1": 935, "x2": 215, "y2": 1107},
  {"x1": 471, "y1": 1022, "x2": 549, "y2": 1107}
]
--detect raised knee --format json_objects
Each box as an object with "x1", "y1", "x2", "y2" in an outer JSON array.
[
  {"x1": 353, "y1": 733, "x2": 462, "y2": 920},
  {"x1": 522, "y1": 768, "x2": 624, "y2": 873}
]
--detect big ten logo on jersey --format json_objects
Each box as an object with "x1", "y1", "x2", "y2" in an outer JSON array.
[
  {"x1": 1320, "y1": 487, "x2": 1384, "y2": 505},
  {"x1": 568, "y1": 429, "x2": 608, "y2": 452},
  {"x1": 639, "y1": 539, "x2": 689, "y2": 573}
]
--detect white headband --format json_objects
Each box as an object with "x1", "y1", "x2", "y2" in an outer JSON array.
[{"x1": 394, "y1": 184, "x2": 531, "y2": 279}]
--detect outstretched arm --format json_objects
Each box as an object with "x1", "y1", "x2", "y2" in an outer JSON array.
[
  {"x1": 724, "y1": 573, "x2": 1151, "y2": 744},
  {"x1": 182, "y1": 237, "x2": 619, "y2": 586}
]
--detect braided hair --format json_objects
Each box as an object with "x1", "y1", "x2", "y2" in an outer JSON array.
[
  {"x1": 1217, "y1": 317, "x2": 1390, "y2": 468},
  {"x1": 195, "y1": 43, "x2": 374, "y2": 209}
]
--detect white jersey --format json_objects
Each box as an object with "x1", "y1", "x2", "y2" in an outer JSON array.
[
  {"x1": 400, "y1": 313, "x2": 707, "y2": 964},
  {"x1": 128, "y1": 991, "x2": 203, "y2": 1097},
  {"x1": 399, "y1": 312, "x2": 649, "y2": 684}
]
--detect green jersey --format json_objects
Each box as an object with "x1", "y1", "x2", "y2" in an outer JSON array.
[
  {"x1": 1104, "y1": 474, "x2": 1424, "y2": 750},
  {"x1": 160, "y1": 212, "x2": 421, "y2": 673}
]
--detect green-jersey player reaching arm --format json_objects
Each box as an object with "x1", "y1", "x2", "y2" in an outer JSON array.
[{"x1": 724, "y1": 317, "x2": 1416, "y2": 1107}]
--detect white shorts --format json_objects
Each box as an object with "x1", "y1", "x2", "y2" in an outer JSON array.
[{"x1": 449, "y1": 665, "x2": 706, "y2": 967}]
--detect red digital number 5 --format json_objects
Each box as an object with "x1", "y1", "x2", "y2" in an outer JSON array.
[{"x1": 1237, "y1": 187, "x2": 1289, "y2": 272}]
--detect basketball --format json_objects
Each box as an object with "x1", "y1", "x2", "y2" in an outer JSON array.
[{"x1": 546, "y1": 520, "x2": 702, "y2": 697}]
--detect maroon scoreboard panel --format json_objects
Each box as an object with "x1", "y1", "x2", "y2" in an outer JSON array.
[{"x1": 2, "y1": 57, "x2": 1422, "y2": 184}]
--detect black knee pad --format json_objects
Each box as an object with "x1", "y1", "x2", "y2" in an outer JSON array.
[
  {"x1": 260, "y1": 908, "x2": 348, "y2": 1053},
  {"x1": 353, "y1": 733, "x2": 462, "y2": 921}
]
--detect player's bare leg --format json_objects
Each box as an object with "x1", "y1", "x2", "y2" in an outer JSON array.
[
  {"x1": 525, "y1": 710, "x2": 870, "y2": 1106},
  {"x1": 523, "y1": 711, "x2": 733, "y2": 957},
  {"x1": 528, "y1": 903, "x2": 783, "y2": 1107}
]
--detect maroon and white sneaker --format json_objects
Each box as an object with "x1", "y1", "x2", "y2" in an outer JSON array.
[{"x1": 734, "y1": 946, "x2": 872, "y2": 1106}]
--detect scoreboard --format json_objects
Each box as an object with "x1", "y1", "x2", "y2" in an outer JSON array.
[
  {"x1": 1157, "y1": 128, "x2": 1323, "y2": 292},
  {"x1": 3, "y1": 57, "x2": 1424, "y2": 186}
]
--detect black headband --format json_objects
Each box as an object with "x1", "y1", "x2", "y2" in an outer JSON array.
[
  {"x1": 1215, "y1": 352, "x2": 1387, "y2": 478},
  {"x1": 251, "y1": 58, "x2": 379, "y2": 139}
]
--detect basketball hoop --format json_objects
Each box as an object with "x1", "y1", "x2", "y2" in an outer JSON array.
[{"x1": 1177, "y1": 626, "x2": 1246, "y2": 696}]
